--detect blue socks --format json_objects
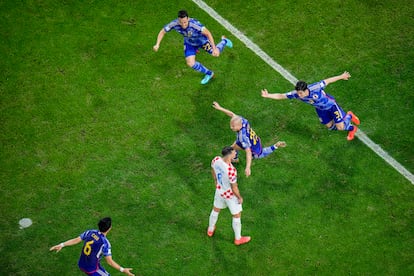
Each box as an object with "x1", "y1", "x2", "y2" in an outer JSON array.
[
  {"x1": 216, "y1": 39, "x2": 226, "y2": 52},
  {"x1": 191, "y1": 62, "x2": 212, "y2": 75},
  {"x1": 256, "y1": 145, "x2": 276, "y2": 159},
  {"x1": 343, "y1": 114, "x2": 354, "y2": 131}
]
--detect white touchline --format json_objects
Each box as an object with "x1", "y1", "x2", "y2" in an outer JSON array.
[{"x1": 192, "y1": 0, "x2": 414, "y2": 185}]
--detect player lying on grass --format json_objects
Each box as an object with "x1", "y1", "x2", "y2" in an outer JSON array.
[
  {"x1": 50, "y1": 217, "x2": 135, "y2": 276},
  {"x1": 261, "y1": 71, "x2": 360, "y2": 141},
  {"x1": 208, "y1": 146, "x2": 251, "y2": 246},
  {"x1": 153, "y1": 10, "x2": 233, "y2": 85},
  {"x1": 212, "y1": 101, "x2": 286, "y2": 177}
]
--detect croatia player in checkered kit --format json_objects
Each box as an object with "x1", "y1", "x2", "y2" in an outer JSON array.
[
  {"x1": 50, "y1": 217, "x2": 135, "y2": 276},
  {"x1": 212, "y1": 101, "x2": 287, "y2": 177},
  {"x1": 261, "y1": 71, "x2": 360, "y2": 141},
  {"x1": 153, "y1": 10, "x2": 233, "y2": 85},
  {"x1": 207, "y1": 146, "x2": 251, "y2": 246}
]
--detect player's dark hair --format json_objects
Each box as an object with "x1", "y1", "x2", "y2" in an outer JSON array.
[
  {"x1": 98, "y1": 217, "x2": 112, "y2": 232},
  {"x1": 221, "y1": 146, "x2": 234, "y2": 157},
  {"x1": 178, "y1": 10, "x2": 188, "y2": 18},
  {"x1": 295, "y1": 81, "x2": 308, "y2": 91}
]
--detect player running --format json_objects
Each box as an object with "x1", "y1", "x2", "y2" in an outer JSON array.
[
  {"x1": 213, "y1": 101, "x2": 286, "y2": 177},
  {"x1": 50, "y1": 217, "x2": 135, "y2": 276},
  {"x1": 261, "y1": 71, "x2": 360, "y2": 140},
  {"x1": 208, "y1": 146, "x2": 251, "y2": 245},
  {"x1": 153, "y1": 10, "x2": 233, "y2": 84}
]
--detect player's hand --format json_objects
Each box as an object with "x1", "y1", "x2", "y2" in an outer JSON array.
[
  {"x1": 261, "y1": 89, "x2": 269, "y2": 98},
  {"x1": 153, "y1": 45, "x2": 159, "y2": 52},
  {"x1": 212, "y1": 48, "x2": 220, "y2": 57},
  {"x1": 237, "y1": 196, "x2": 243, "y2": 205},
  {"x1": 245, "y1": 167, "x2": 251, "y2": 177},
  {"x1": 123, "y1": 268, "x2": 135, "y2": 276},
  {"x1": 212, "y1": 101, "x2": 221, "y2": 109},
  {"x1": 49, "y1": 244, "x2": 63, "y2": 253},
  {"x1": 275, "y1": 141, "x2": 287, "y2": 148},
  {"x1": 342, "y1": 71, "x2": 351, "y2": 80}
]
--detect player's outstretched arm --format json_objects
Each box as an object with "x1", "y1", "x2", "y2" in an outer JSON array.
[
  {"x1": 324, "y1": 71, "x2": 351, "y2": 85},
  {"x1": 212, "y1": 102, "x2": 236, "y2": 117},
  {"x1": 202, "y1": 27, "x2": 219, "y2": 57},
  {"x1": 153, "y1": 29, "x2": 167, "y2": 52},
  {"x1": 105, "y1": 256, "x2": 135, "y2": 276},
  {"x1": 49, "y1": 236, "x2": 82, "y2": 252},
  {"x1": 261, "y1": 89, "x2": 288, "y2": 100}
]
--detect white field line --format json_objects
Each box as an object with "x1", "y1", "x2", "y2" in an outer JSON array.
[{"x1": 192, "y1": 0, "x2": 414, "y2": 185}]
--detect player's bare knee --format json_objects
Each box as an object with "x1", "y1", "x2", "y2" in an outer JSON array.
[
  {"x1": 186, "y1": 60, "x2": 195, "y2": 67},
  {"x1": 336, "y1": 124, "x2": 345, "y2": 130}
]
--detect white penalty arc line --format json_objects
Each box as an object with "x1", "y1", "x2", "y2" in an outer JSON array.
[{"x1": 192, "y1": 0, "x2": 414, "y2": 185}]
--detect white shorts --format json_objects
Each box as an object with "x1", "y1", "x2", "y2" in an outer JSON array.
[{"x1": 213, "y1": 190, "x2": 243, "y2": 215}]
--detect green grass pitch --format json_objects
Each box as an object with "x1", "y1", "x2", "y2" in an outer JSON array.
[{"x1": 1, "y1": 0, "x2": 413, "y2": 275}]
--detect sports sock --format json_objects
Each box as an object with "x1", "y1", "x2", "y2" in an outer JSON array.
[
  {"x1": 343, "y1": 114, "x2": 354, "y2": 131},
  {"x1": 329, "y1": 124, "x2": 337, "y2": 131},
  {"x1": 232, "y1": 217, "x2": 242, "y2": 240},
  {"x1": 216, "y1": 39, "x2": 226, "y2": 52},
  {"x1": 256, "y1": 145, "x2": 276, "y2": 159},
  {"x1": 192, "y1": 62, "x2": 212, "y2": 75},
  {"x1": 208, "y1": 210, "x2": 219, "y2": 231}
]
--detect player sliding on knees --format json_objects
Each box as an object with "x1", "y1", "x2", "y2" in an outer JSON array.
[
  {"x1": 261, "y1": 71, "x2": 360, "y2": 141},
  {"x1": 212, "y1": 101, "x2": 286, "y2": 177},
  {"x1": 153, "y1": 10, "x2": 233, "y2": 85}
]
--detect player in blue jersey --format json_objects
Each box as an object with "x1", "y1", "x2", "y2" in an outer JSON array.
[
  {"x1": 50, "y1": 217, "x2": 135, "y2": 276},
  {"x1": 153, "y1": 10, "x2": 233, "y2": 84},
  {"x1": 261, "y1": 71, "x2": 360, "y2": 140},
  {"x1": 213, "y1": 102, "x2": 286, "y2": 177}
]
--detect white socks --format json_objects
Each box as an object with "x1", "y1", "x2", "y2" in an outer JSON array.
[
  {"x1": 208, "y1": 210, "x2": 219, "y2": 232},
  {"x1": 232, "y1": 217, "x2": 242, "y2": 240}
]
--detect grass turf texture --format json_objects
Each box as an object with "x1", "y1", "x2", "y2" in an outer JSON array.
[{"x1": 1, "y1": 0, "x2": 413, "y2": 275}]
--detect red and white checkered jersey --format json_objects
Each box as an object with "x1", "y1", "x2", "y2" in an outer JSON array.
[{"x1": 211, "y1": 156, "x2": 237, "y2": 193}]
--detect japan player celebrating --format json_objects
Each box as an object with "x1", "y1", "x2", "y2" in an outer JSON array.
[
  {"x1": 261, "y1": 71, "x2": 360, "y2": 140},
  {"x1": 50, "y1": 217, "x2": 135, "y2": 276},
  {"x1": 207, "y1": 146, "x2": 251, "y2": 245},
  {"x1": 213, "y1": 101, "x2": 287, "y2": 177},
  {"x1": 153, "y1": 10, "x2": 233, "y2": 84}
]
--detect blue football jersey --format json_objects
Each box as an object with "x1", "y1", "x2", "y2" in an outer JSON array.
[
  {"x1": 164, "y1": 18, "x2": 208, "y2": 46},
  {"x1": 236, "y1": 117, "x2": 262, "y2": 155},
  {"x1": 286, "y1": 80, "x2": 336, "y2": 110},
  {"x1": 78, "y1": 230, "x2": 112, "y2": 273}
]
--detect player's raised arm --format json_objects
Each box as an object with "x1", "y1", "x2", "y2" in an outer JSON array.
[
  {"x1": 323, "y1": 71, "x2": 351, "y2": 85},
  {"x1": 49, "y1": 236, "x2": 82, "y2": 253},
  {"x1": 153, "y1": 29, "x2": 167, "y2": 52},
  {"x1": 261, "y1": 89, "x2": 288, "y2": 100},
  {"x1": 212, "y1": 102, "x2": 236, "y2": 117}
]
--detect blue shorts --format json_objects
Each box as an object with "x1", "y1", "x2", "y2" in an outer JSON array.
[
  {"x1": 235, "y1": 141, "x2": 263, "y2": 159},
  {"x1": 315, "y1": 102, "x2": 346, "y2": 125},
  {"x1": 184, "y1": 41, "x2": 214, "y2": 57}
]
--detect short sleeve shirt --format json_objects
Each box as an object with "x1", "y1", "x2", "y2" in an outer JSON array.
[
  {"x1": 77, "y1": 230, "x2": 111, "y2": 273},
  {"x1": 211, "y1": 156, "x2": 237, "y2": 192},
  {"x1": 286, "y1": 80, "x2": 337, "y2": 110},
  {"x1": 164, "y1": 18, "x2": 208, "y2": 46}
]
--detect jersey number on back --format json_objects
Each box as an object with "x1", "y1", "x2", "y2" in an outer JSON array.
[
  {"x1": 249, "y1": 129, "x2": 259, "y2": 145},
  {"x1": 83, "y1": 233, "x2": 100, "y2": 256}
]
